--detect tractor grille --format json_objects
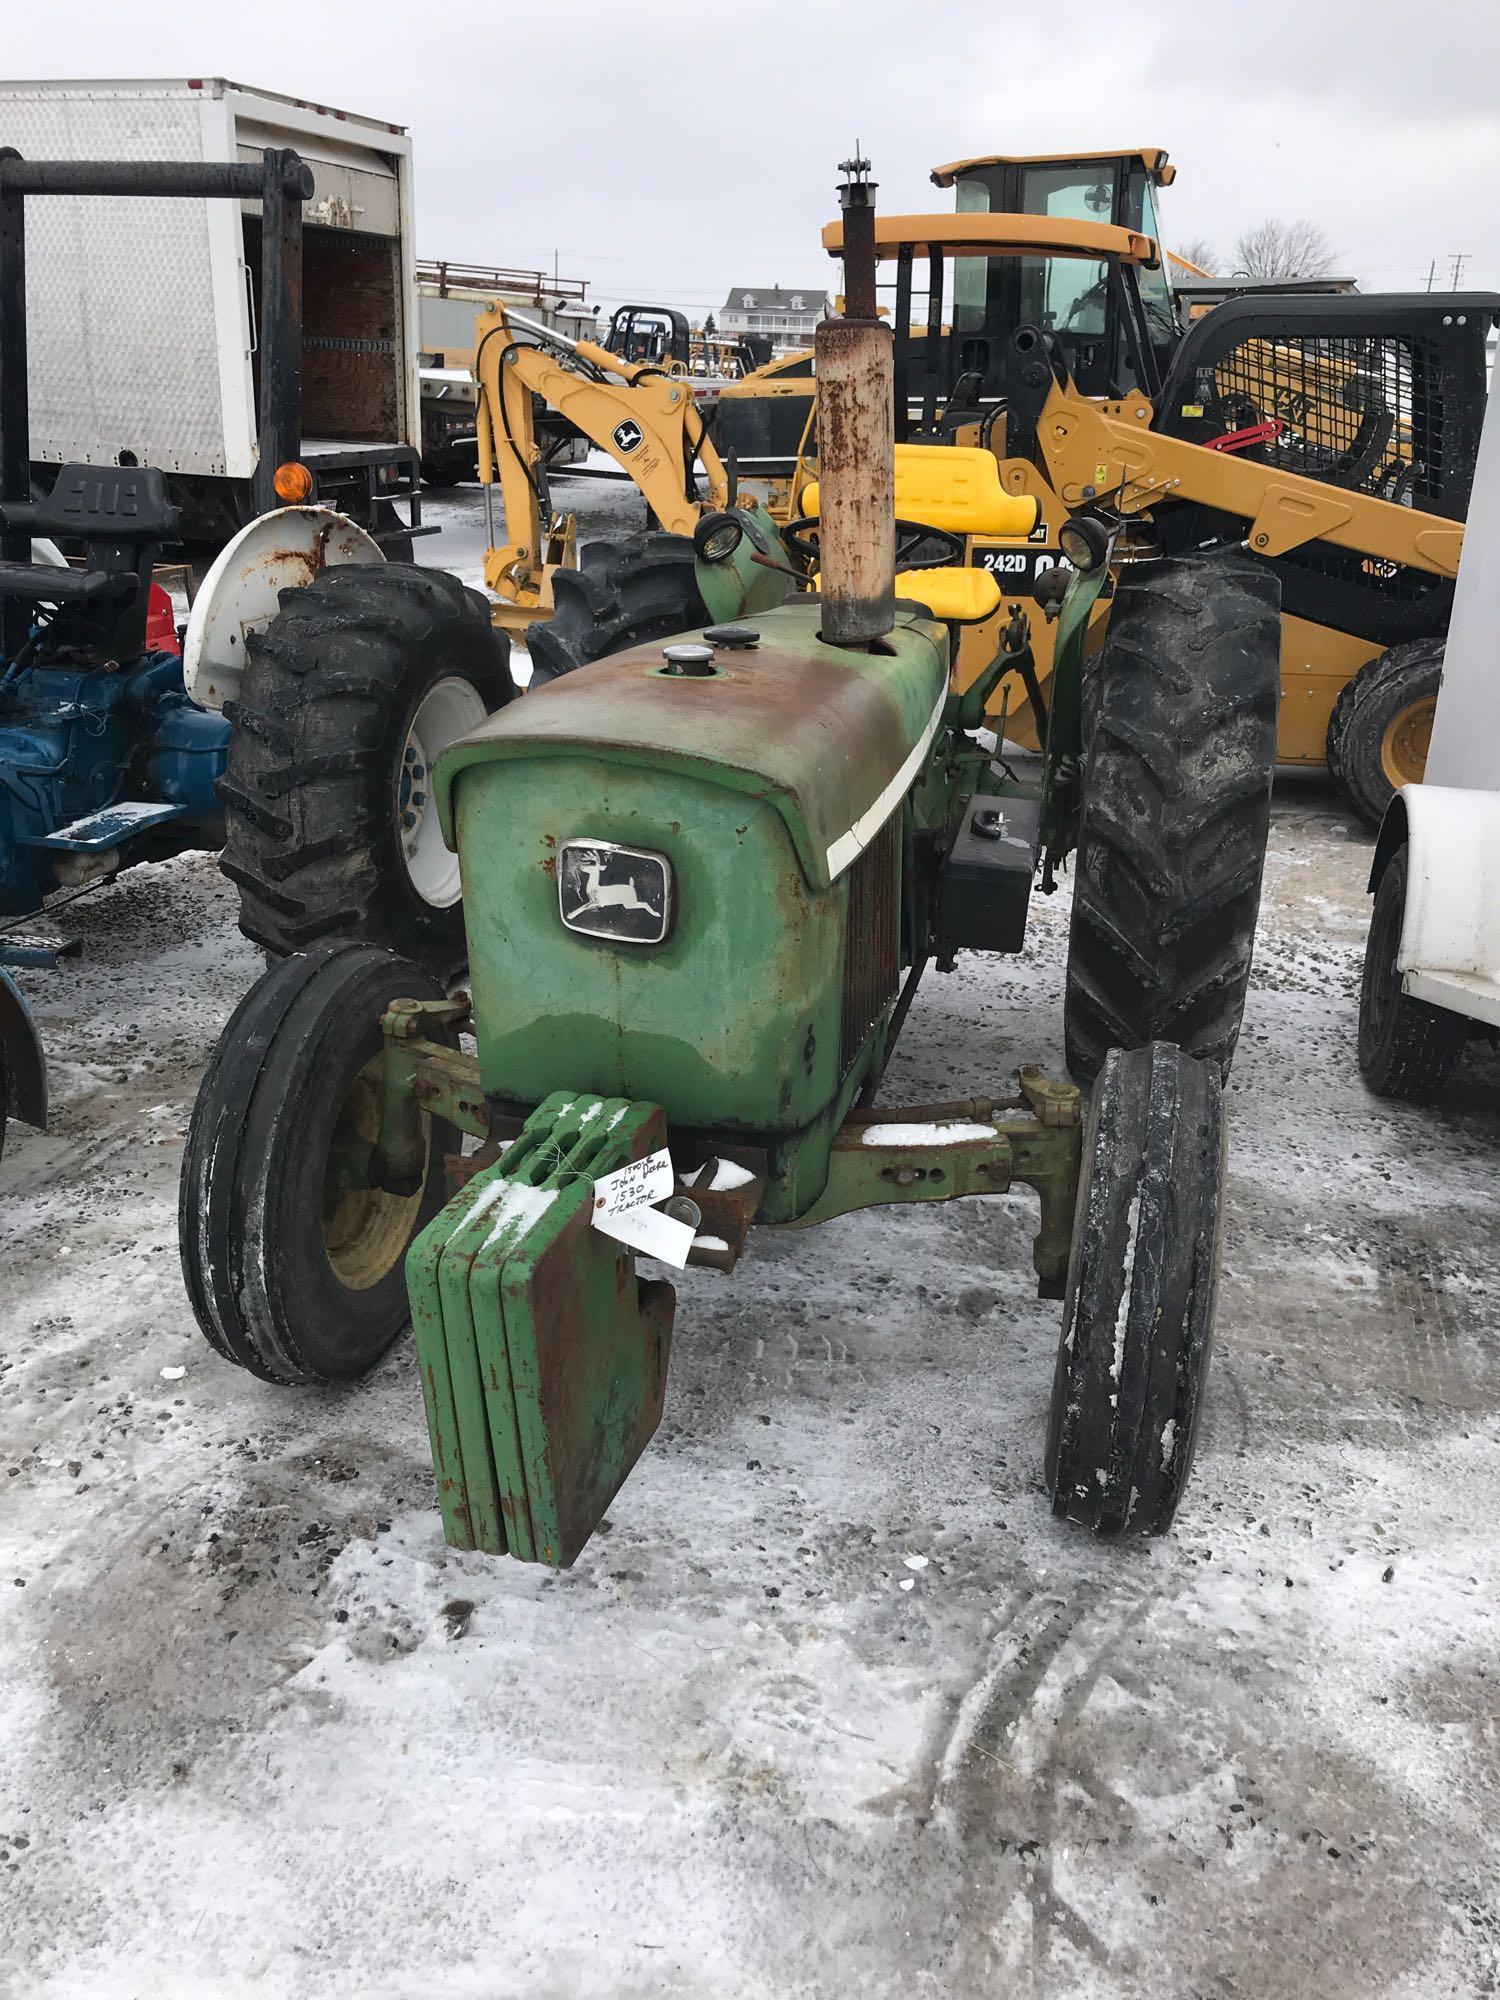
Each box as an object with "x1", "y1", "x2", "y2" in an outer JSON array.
[
  {"x1": 1207, "y1": 332, "x2": 1451, "y2": 510},
  {"x1": 840, "y1": 812, "x2": 901, "y2": 1069}
]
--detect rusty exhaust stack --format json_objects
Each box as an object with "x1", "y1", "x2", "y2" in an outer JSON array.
[{"x1": 815, "y1": 152, "x2": 895, "y2": 648}]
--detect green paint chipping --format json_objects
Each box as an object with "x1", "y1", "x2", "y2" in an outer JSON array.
[{"x1": 407, "y1": 1092, "x2": 676, "y2": 1565}]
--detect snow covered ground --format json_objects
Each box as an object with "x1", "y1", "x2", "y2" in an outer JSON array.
[{"x1": 2, "y1": 487, "x2": 1498, "y2": 1997}]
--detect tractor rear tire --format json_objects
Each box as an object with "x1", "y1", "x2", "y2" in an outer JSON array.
[
  {"x1": 525, "y1": 533, "x2": 707, "y2": 687},
  {"x1": 1064, "y1": 548, "x2": 1280, "y2": 1084},
  {"x1": 1325, "y1": 637, "x2": 1443, "y2": 831},
  {"x1": 180, "y1": 941, "x2": 458, "y2": 1386},
  {"x1": 217, "y1": 563, "x2": 515, "y2": 983},
  {"x1": 1045, "y1": 1041, "x2": 1225, "y2": 1538},
  {"x1": 1357, "y1": 845, "x2": 1466, "y2": 1101}
]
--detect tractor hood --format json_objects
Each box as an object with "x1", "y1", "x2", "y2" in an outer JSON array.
[{"x1": 437, "y1": 600, "x2": 948, "y2": 891}]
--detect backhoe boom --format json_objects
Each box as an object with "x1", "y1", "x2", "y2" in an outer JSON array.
[{"x1": 473, "y1": 304, "x2": 730, "y2": 618}]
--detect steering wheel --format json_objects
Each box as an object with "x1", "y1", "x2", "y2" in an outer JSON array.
[{"x1": 781, "y1": 517, "x2": 965, "y2": 574}]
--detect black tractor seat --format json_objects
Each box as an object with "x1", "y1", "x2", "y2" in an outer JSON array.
[
  {"x1": 0, "y1": 464, "x2": 180, "y2": 655},
  {"x1": 0, "y1": 464, "x2": 181, "y2": 545}
]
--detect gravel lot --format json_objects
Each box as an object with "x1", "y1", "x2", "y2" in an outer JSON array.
[{"x1": 1, "y1": 486, "x2": 1497, "y2": 1999}]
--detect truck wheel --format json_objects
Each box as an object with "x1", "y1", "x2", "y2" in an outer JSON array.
[
  {"x1": 1045, "y1": 1042, "x2": 1225, "y2": 1538},
  {"x1": 180, "y1": 942, "x2": 458, "y2": 1386},
  {"x1": 217, "y1": 563, "x2": 514, "y2": 982},
  {"x1": 1064, "y1": 548, "x2": 1280, "y2": 1083},
  {"x1": 1357, "y1": 845, "x2": 1466, "y2": 1101},
  {"x1": 525, "y1": 533, "x2": 707, "y2": 687},
  {"x1": 1325, "y1": 637, "x2": 1443, "y2": 831}
]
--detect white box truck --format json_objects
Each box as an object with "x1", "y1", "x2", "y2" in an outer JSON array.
[{"x1": 0, "y1": 77, "x2": 428, "y2": 564}]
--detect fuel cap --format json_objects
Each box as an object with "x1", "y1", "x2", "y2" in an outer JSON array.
[
  {"x1": 660, "y1": 643, "x2": 716, "y2": 677},
  {"x1": 703, "y1": 624, "x2": 760, "y2": 649}
]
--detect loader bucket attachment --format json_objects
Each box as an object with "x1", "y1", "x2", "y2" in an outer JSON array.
[{"x1": 407, "y1": 1092, "x2": 675, "y2": 1566}]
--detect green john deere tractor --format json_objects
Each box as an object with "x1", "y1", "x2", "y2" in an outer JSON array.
[{"x1": 181, "y1": 160, "x2": 1281, "y2": 1563}]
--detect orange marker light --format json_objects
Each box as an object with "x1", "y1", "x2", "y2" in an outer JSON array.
[{"x1": 273, "y1": 461, "x2": 314, "y2": 504}]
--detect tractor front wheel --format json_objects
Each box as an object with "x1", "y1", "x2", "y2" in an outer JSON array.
[
  {"x1": 1325, "y1": 637, "x2": 1444, "y2": 831},
  {"x1": 179, "y1": 942, "x2": 459, "y2": 1385},
  {"x1": 217, "y1": 563, "x2": 515, "y2": 982},
  {"x1": 1045, "y1": 1041, "x2": 1225, "y2": 1538},
  {"x1": 1064, "y1": 548, "x2": 1280, "y2": 1083},
  {"x1": 525, "y1": 533, "x2": 707, "y2": 687}
]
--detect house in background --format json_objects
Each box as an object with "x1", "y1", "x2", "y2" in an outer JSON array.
[{"x1": 718, "y1": 284, "x2": 829, "y2": 356}]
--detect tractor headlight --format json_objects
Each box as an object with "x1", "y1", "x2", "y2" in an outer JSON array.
[
  {"x1": 693, "y1": 511, "x2": 744, "y2": 564},
  {"x1": 558, "y1": 840, "x2": 673, "y2": 945},
  {"x1": 1057, "y1": 514, "x2": 1115, "y2": 576}
]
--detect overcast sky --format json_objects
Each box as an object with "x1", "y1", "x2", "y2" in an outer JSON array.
[{"x1": 6, "y1": 0, "x2": 1498, "y2": 317}]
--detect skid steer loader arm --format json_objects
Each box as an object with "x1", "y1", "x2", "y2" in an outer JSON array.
[
  {"x1": 1034, "y1": 388, "x2": 1464, "y2": 579},
  {"x1": 473, "y1": 306, "x2": 731, "y2": 618}
]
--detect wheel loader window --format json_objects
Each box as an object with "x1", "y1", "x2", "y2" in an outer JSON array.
[
  {"x1": 1019, "y1": 164, "x2": 1118, "y2": 225},
  {"x1": 1013, "y1": 167, "x2": 1117, "y2": 341},
  {"x1": 1020, "y1": 257, "x2": 1109, "y2": 338},
  {"x1": 1130, "y1": 179, "x2": 1178, "y2": 342},
  {"x1": 954, "y1": 254, "x2": 988, "y2": 334}
]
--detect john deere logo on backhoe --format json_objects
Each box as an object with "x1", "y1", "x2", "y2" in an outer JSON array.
[{"x1": 612, "y1": 420, "x2": 644, "y2": 454}]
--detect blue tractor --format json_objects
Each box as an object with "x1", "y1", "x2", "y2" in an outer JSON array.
[{"x1": 0, "y1": 463, "x2": 226, "y2": 921}]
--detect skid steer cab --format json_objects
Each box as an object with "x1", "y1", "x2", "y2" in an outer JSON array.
[{"x1": 182, "y1": 157, "x2": 1279, "y2": 1573}]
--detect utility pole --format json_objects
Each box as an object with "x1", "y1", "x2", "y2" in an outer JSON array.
[{"x1": 1449, "y1": 252, "x2": 1470, "y2": 290}]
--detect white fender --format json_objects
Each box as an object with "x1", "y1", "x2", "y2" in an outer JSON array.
[
  {"x1": 1396, "y1": 782, "x2": 1500, "y2": 1026},
  {"x1": 182, "y1": 505, "x2": 383, "y2": 711}
]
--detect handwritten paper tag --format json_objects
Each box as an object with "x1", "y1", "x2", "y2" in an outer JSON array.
[
  {"x1": 591, "y1": 1149, "x2": 694, "y2": 1269},
  {"x1": 593, "y1": 1149, "x2": 675, "y2": 1217}
]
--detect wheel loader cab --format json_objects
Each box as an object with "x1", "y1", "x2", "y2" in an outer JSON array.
[
  {"x1": 816, "y1": 212, "x2": 1165, "y2": 451},
  {"x1": 928, "y1": 148, "x2": 1180, "y2": 401}
]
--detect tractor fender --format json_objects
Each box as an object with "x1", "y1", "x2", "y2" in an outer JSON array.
[
  {"x1": 1375, "y1": 783, "x2": 1500, "y2": 978},
  {"x1": 0, "y1": 967, "x2": 47, "y2": 1130},
  {"x1": 182, "y1": 505, "x2": 383, "y2": 712}
]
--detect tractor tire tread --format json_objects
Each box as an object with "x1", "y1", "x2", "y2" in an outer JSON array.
[
  {"x1": 525, "y1": 533, "x2": 708, "y2": 686},
  {"x1": 1046, "y1": 1041, "x2": 1225, "y2": 1537},
  {"x1": 1064, "y1": 547, "x2": 1280, "y2": 1082},
  {"x1": 218, "y1": 562, "x2": 514, "y2": 979}
]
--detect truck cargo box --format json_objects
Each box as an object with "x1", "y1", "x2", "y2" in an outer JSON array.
[{"x1": 0, "y1": 78, "x2": 423, "y2": 556}]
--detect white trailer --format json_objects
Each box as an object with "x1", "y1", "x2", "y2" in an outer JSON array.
[
  {"x1": 1358, "y1": 347, "x2": 1500, "y2": 1098},
  {"x1": 0, "y1": 77, "x2": 426, "y2": 561}
]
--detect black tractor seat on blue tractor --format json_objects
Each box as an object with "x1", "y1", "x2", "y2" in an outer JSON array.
[{"x1": 0, "y1": 463, "x2": 180, "y2": 655}]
